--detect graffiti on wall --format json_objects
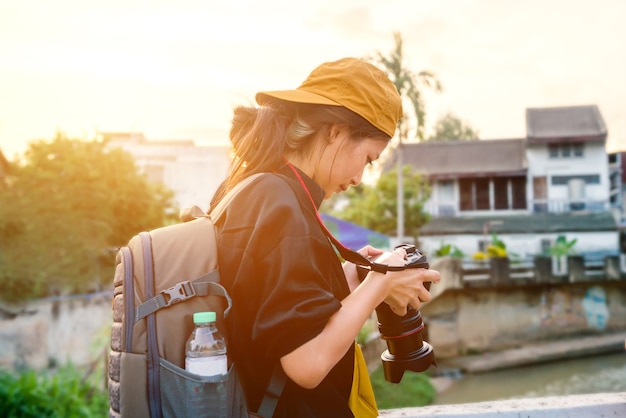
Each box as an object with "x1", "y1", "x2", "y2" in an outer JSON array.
[
  {"x1": 540, "y1": 286, "x2": 610, "y2": 330},
  {"x1": 581, "y1": 286, "x2": 609, "y2": 330}
]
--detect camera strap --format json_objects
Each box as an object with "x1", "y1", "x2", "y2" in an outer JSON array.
[{"x1": 285, "y1": 162, "x2": 421, "y2": 274}]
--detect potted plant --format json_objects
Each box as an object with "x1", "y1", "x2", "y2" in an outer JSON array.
[
  {"x1": 472, "y1": 233, "x2": 510, "y2": 284},
  {"x1": 549, "y1": 235, "x2": 578, "y2": 276},
  {"x1": 534, "y1": 235, "x2": 578, "y2": 283},
  {"x1": 434, "y1": 242, "x2": 465, "y2": 259}
]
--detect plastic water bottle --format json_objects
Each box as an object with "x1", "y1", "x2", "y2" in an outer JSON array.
[{"x1": 185, "y1": 311, "x2": 227, "y2": 376}]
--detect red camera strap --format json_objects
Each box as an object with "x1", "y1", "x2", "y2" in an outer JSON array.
[{"x1": 285, "y1": 161, "x2": 400, "y2": 274}]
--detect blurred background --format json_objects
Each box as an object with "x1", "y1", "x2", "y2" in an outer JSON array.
[{"x1": 1, "y1": 1, "x2": 625, "y2": 416}]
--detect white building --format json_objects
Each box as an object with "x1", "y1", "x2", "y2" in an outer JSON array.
[
  {"x1": 394, "y1": 105, "x2": 624, "y2": 258},
  {"x1": 101, "y1": 132, "x2": 231, "y2": 212}
]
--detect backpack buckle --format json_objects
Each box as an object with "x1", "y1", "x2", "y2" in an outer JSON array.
[{"x1": 160, "y1": 280, "x2": 196, "y2": 306}]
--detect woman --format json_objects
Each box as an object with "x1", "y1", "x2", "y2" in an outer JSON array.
[{"x1": 211, "y1": 57, "x2": 441, "y2": 417}]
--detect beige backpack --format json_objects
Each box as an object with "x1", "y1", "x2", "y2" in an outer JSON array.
[{"x1": 107, "y1": 174, "x2": 282, "y2": 418}]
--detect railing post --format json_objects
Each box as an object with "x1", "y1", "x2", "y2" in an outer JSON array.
[{"x1": 568, "y1": 255, "x2": 586, "y2": 282}]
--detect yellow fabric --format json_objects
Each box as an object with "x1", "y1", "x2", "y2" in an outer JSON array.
[
  {"x1": 348, "y1": 342, "x2": 379, "y2": 418},
  {"x1": 255, "y1": 57, "x2": 403, "y2": 138}
]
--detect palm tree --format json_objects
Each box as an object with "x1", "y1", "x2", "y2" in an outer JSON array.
[{"x1": 367, "y1": 32, "x2": 442, "y2": 242}]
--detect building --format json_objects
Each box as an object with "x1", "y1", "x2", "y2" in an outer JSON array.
[
  {"x1": 100, "y1": 132, "x2": 231, "y2": 211},
  {"x1": 396, "y1": 105, "x2": 624, "y2": 258}
]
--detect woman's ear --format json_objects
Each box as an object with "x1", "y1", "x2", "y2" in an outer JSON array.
[{"x1": 328, "y1": 125, "x2": 343, "y2": 143}]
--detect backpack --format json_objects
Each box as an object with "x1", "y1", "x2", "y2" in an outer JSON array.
[{"x1": 107, "y1": 173, "x2": 282, "y2": 418}]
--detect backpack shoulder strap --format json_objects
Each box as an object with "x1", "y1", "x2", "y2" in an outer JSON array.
[
  {"x1": 135, "y1": 173, "x2": 265, "y2": 321},
  {"x1": 256, "y1": 365, "x2": 287, "y2": 418},
  {"x1": 209, "y1": 173, "x2": 265, "y2": 222},
  {"x1": 179, "y1": 173, "x2": 265, "y2": 223}
]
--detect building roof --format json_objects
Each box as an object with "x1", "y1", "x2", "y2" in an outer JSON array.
[
  {"x1": 396, "y1": 139, "x2": 527, "y2": 179},
  {"x1": 419, "y1": 211, "x2": 618, "y2": 236},
  {"x1": 526, "y1": 105, "x2": 607, "y2": 144}
]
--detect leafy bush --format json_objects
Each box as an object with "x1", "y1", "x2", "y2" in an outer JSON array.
[
  {"x1": 370, "y1": 366, "x2": 435, "y2": 409},
  {"x1": 0, "y1": 364, "x2": 108, "y2": 418}
]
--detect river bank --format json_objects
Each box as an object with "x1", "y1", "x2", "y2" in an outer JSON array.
[
  {"x1": 429, "y1": 331, "x2": 626, "y2": 398},
  {"x1": 436, "y1": 330, "x2": 626, "y2": 374}
]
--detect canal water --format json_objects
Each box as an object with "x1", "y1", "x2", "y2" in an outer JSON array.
[{"x1": 432, "y1": 352, "x2": 626, "y2": 405}]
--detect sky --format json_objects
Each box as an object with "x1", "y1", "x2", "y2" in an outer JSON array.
[{"x1": 1, "y1": 0, "x2": 625, "y2": 161}]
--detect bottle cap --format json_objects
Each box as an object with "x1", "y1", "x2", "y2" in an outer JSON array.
[{"x1": 193, "y1": 311, "x2": 216, "y2": 324}]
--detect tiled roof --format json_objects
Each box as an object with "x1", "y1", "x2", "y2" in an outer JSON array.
[
  {"x1": 419, "y1": 211, "x2": 618, "y2": 236},
  {"x1": 396, "y1": 139, "x2": 527, "y2": 179},
  {"x1": 526, "y1": 105, "x2": 607, "y2": 143}
]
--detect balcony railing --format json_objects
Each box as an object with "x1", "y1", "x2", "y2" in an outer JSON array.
[
  {"x1": 425, "y1": 198, "x2": 612, "y2": 217},
  {"x1": 456, "y1": 253, "x2": 626, "y2": 288},
  {"x1": 531, "y1": 198, "x2": 610, "y2": 213}
]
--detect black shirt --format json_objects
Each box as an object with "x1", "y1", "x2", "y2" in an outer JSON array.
[{"x1": 213, "y1": 165, "x2": 355, "y2": 417}]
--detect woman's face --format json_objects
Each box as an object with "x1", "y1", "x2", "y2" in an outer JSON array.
[{"x1": 316, "y1": 127, "x2": 389, "y2": 199}]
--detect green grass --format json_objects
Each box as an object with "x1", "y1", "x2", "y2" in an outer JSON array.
[
  {"x1": 0, "y1": 364, "x2": 108, "y2": 418},
  {"x1": 370, "y1": 366, "x2": 436, "y2": 409}
]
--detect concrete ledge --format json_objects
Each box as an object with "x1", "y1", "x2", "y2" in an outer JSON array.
[{"x1": 380, "y1": 392, "x2": 626, "y2": 417}]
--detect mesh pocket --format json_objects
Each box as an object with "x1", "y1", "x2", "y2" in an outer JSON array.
[{"x1": 159, "y1": 358, "x2": 249, "y2": 418}]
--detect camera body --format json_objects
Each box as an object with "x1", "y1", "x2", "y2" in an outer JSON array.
[
  {"x1": 399, "y1": 243, "x2": 430, "y2": 270},
  {"x1": 358, "y1": 244, "x2": 436, "y2": 383}
]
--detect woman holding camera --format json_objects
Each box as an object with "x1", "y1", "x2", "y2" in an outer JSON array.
[{"x1": 211, "y1": 57, "x2": 441, "y2": 417}]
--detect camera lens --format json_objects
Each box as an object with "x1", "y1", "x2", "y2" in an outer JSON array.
[
  {"x1": 375, "y1": 302, "x2": 435, "y2": 383},
  {"x1": 356, "y1": 244, "x2": 436, "y2": 383},
  {"x1": 376, "y1": 245, "x2": 436, "y2": 383}
]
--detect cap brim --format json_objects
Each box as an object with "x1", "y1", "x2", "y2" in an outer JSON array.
[{"x1": 256, "y1": 89, "x2": 341, "y2": 107}]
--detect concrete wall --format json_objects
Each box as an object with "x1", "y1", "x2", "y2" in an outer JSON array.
[
  {"x1": 422, "y1": 258, "x2": 626, "y2": 358},
  {"x1": 2, "y1": 285, "x2": 625, "y2": 418},
  {"x1": 2, "y1": 272, "x2": 625, "y2": 370},
  {"x1": 0, "y1": 293, "x2": 112, "y2": 372}
]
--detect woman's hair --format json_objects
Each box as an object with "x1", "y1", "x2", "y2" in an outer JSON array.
[{"x1": 219, "y1": 100, "x2": 391, "y2": 198}]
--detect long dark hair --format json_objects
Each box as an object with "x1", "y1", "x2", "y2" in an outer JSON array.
[{"x1": 216, "y1": 100, "x2": 390, "y2": 201}]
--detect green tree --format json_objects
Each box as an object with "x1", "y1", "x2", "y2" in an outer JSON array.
[
  {"x1": 369, "y1": 32, "x2": 442, "y2": 142},
  {"x1": 427, "y1": 112, "x2": 479, "y2": 141},
  {"x1": 0, "y1": 133, "x2": 175, "y2": 300},
  {"x1": 366, "y1": 32, "x2": 441, "y2": 241},
  {"x1": 326, "y1": 166, "x2": 430, "y2": 243}
]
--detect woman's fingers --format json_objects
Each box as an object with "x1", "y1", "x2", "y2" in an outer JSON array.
[{"x1": 390, "y1": 304, "x2": 407, "y2": 316}]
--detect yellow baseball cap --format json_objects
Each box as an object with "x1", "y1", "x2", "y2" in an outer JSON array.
[{"x1": 255, "y1": 57, "x2": 403, "y2": 138}]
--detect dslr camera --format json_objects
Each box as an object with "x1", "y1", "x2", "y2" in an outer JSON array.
[{"x1": 358, "y1": 244, "x2": 436, "y2": 383}]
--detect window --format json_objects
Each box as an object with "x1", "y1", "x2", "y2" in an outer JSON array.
[
  {"x1": 573, "y1": 143, "x2": 584, "y2": 157},
  {"x1": 458, "y1": 176, "x2": 526, "y2": 212},
  {"x1": 475, "y1": 179, "x2": 490, "y2": 210},
  {"x1": 548, "y1": 144, "x2": 559, "y2": 158},
  {"x1": 437, "y1": 180, "x2": 454, "y2": 200},
  {"x1": 547, "y1": 143, "x2": 584, "y2": 158},
  {"x1": 493, "y1": 178, "x2": 509, "y2": 209},
  {"x1": 459, "y1": 179, "x2": 474, "y2": 211},
  {"x1": 511, "y1": 177, "x2": 527, "y2": 209},
  {"x1": 551, "y1": 175, "x2": 600, "y2": 185}
]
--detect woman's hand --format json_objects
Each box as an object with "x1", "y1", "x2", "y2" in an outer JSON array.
[
  {"x1": 367, "y1": 247, "x2": 441, "y2": 316},
  {"x1": 383, "y1": 267, "x2": 441, "y2": 316},
  {"x1": 342, "y1": 245, "x2": 384, "y2": 292}
]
